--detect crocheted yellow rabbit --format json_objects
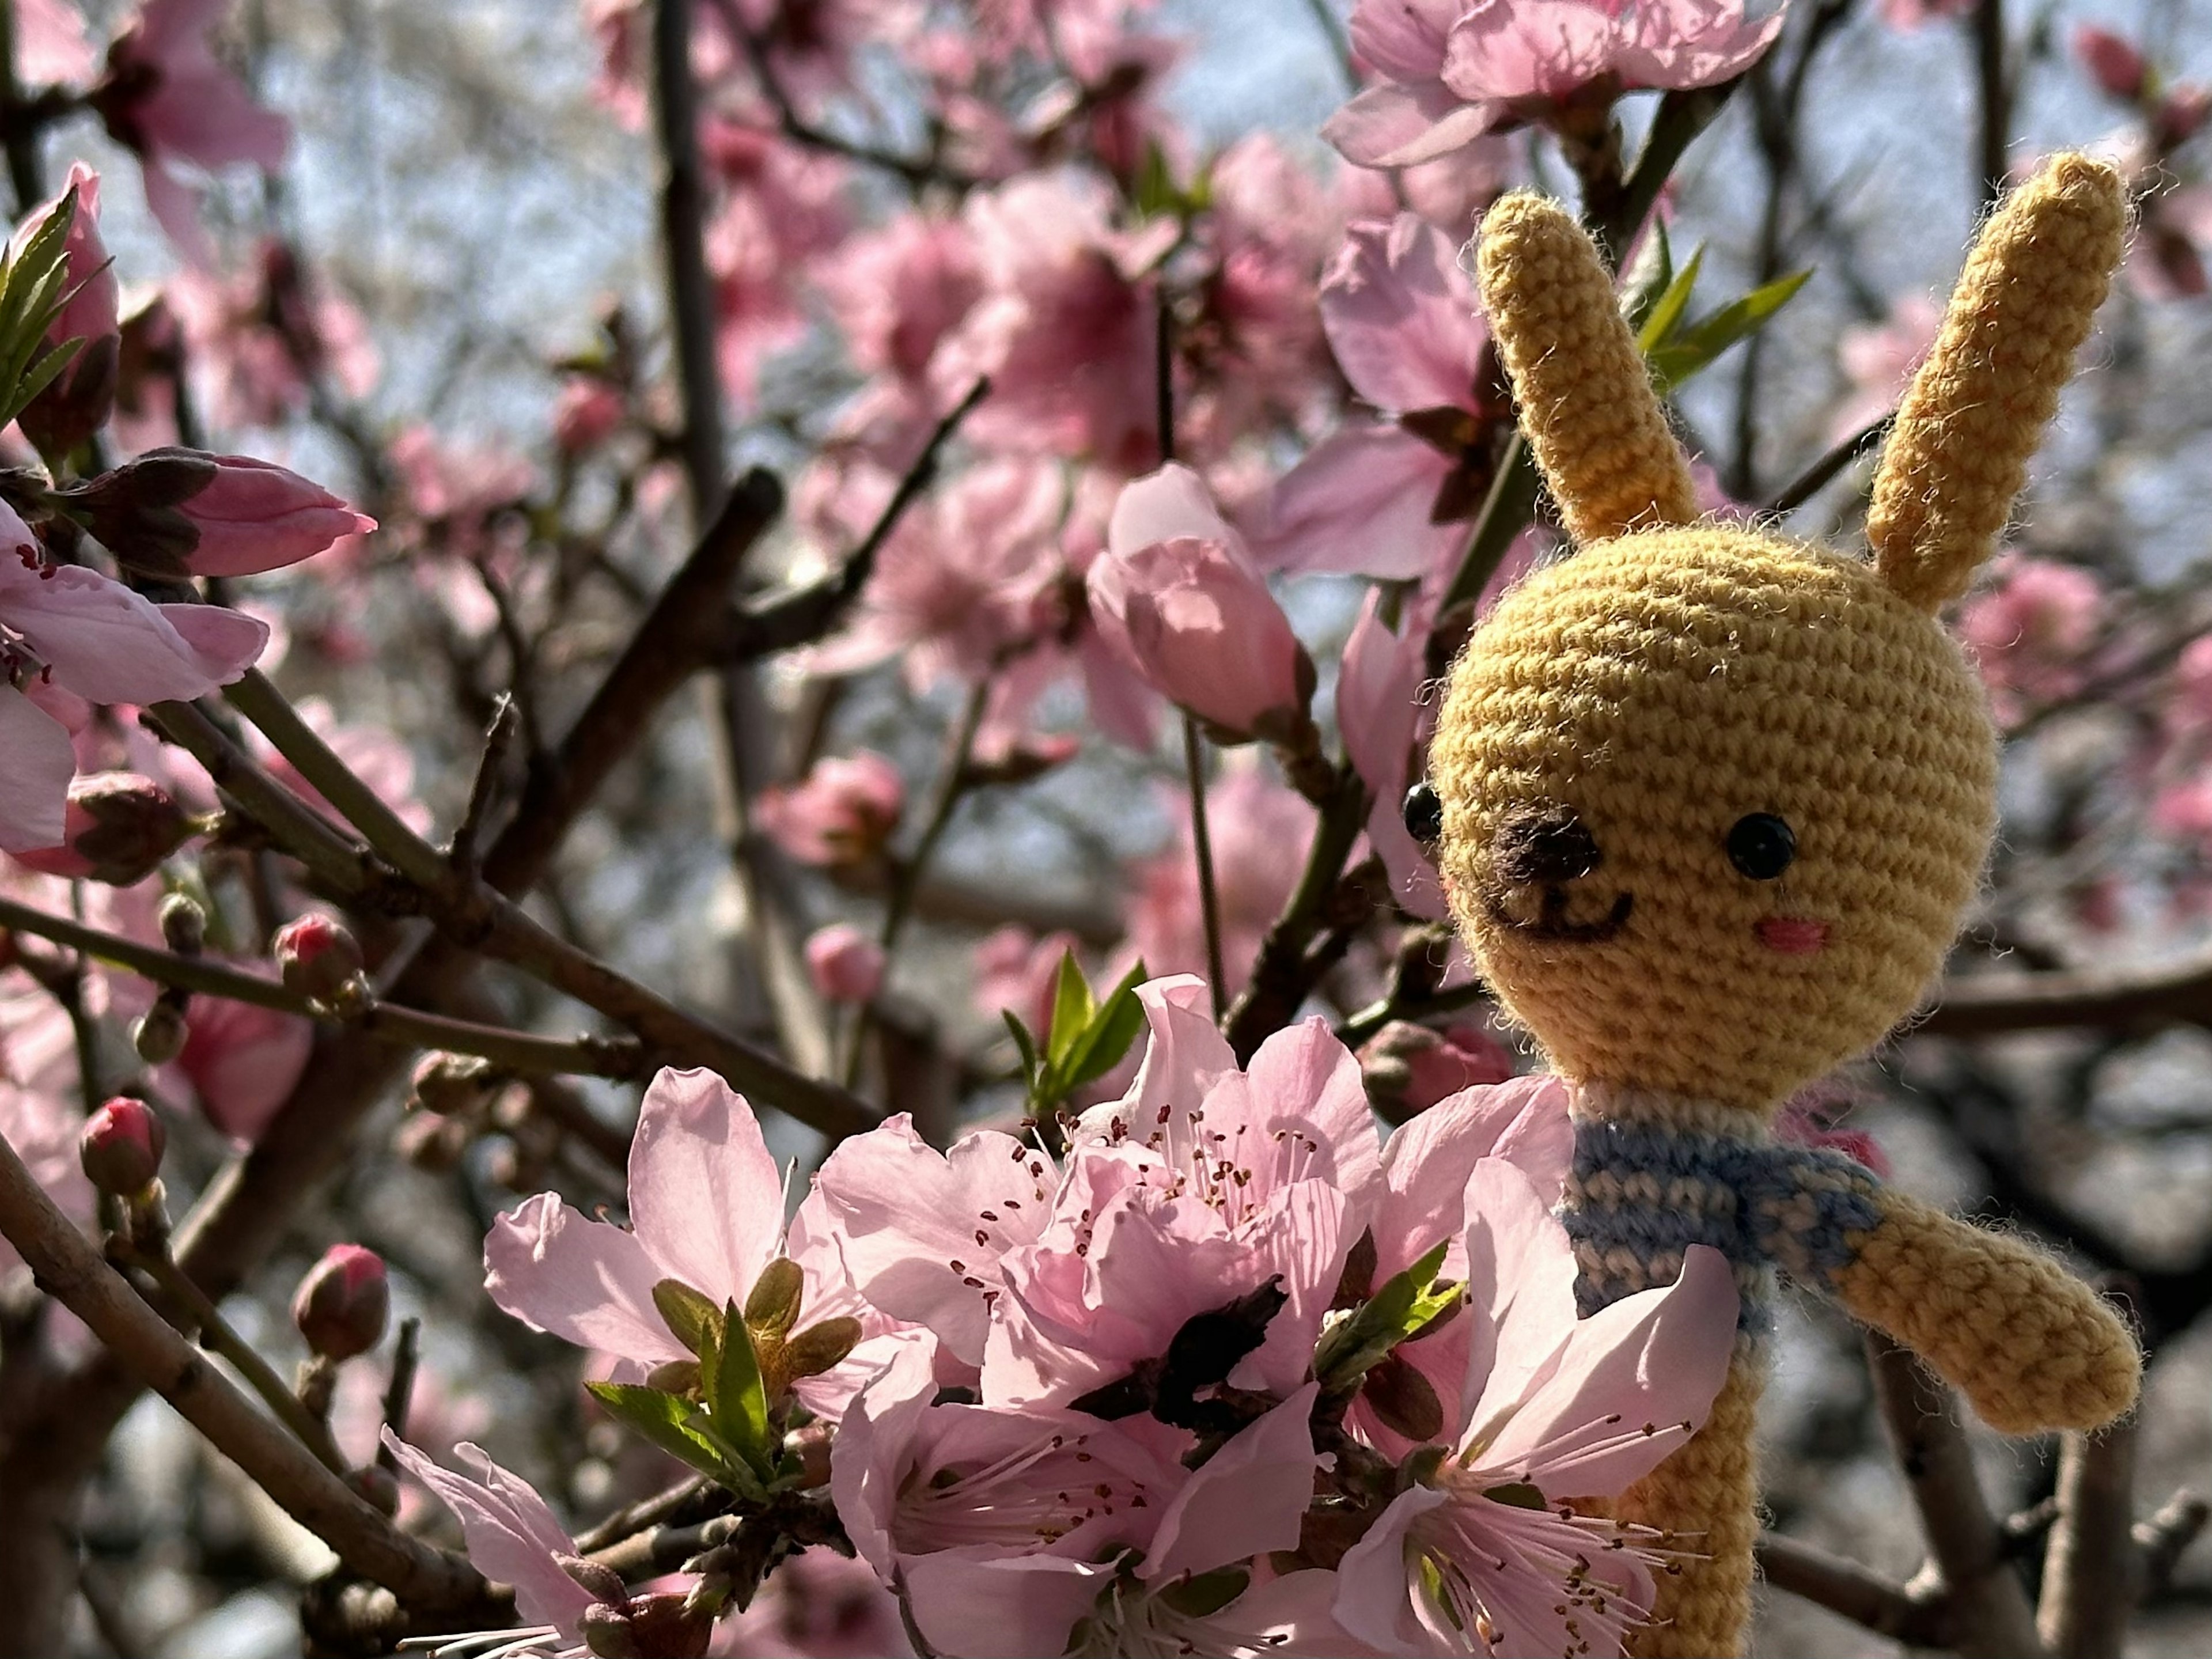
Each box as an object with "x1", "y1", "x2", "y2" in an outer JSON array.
[{"x1": 1424, "y1": 153, "x2": 2142, "y2": 1657}]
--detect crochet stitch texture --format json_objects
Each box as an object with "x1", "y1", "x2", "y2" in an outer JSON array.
[{"x1": 1428, "y1": 153, "x2": 2142, "y2": 1657}]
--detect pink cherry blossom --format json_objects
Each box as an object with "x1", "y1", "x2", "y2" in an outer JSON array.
[
  {"x1": 711, "y1": 1546, "x2": 914, "y2": 1657},
  {"x1": 1327, "y1": 0, "x2": 1778, "y2": 169},
  {"x1": 702, "y1": 120, "x2": 850, "y2": 408},
  {"x1": 930, "y1": 173, "x2": 1175, "y2": 472},
  {"x1": 805, "y1": 455, "x2": 1062, "y2": 690},
  {"x1": 1255, "y1": 215, "x2": 1526, "y2": 589},
  {"x1": 0, "y1": 507, "x2": 266, "y2": 851},
  {"x1": 816, "y1": 1115, "x2": 1056, "y2": 1370},
  {"x1": 1958, "y1": 554, "x2": 2103, "y2": 717},
  {"x1": 17, "y1": 0, "x2": 93, "y2": 84},
  {"x1": 484, "y1": 1067, "x2": 890, "y2": 1416},
  {"x1": 552, "y1": 376, "x2": 624, "y2": 455},
  {"x1": 820, "y1": 210, "x2": 984, "y2": 460},
  {"x1": 0, "y1": 979, "x2": 93, "y2": 1277},
  {"x1": 1088, "y1": 465, "x2": 1312, "y2": 742},
  {"x1": 1335, "y1": 1161, "x2": 1738, "y2": 1657},
  {"x1": 805, "y1": 923, "x2": 887, "y2": 1004},
  {"x1": 381, "y1": 1431, "x2": 600, "y2": 1650},
  {"x1": 169, "y1": 982, "x2": 315, "y2": 1141},
  {"x1": 165, "y1": 242, "x2": 381, "y2": 431},
  {"x1": 756, "y1": 751, "x2": 905, "y2": 868},
  {"x1": 833, "y1": 1334, "x2": 1185, "y2": 1658},
  {"x1": 1126, "y1": 756, "x2": 1313, "y2": 987},
  {"x1": 2075, "y1": 25, "x2": 2149, "y2": 103},
  {"x1": 98, "y1": 0, "x2": 293, "y2": 262}
]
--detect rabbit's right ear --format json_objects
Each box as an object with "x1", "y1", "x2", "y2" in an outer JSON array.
[
  {"x1": 1474, "y1": 192, "x2": 1698, "y2": 544},
  {"x1": 1866, "y1": 154, "x2": 2127, "y2": 613}
]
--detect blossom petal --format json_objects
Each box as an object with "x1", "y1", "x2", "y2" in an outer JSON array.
[
  {"x1": 1323, "y1": 83, "x2": 1500, "y2": 169},
  {"x1": 1071, "y1": 975, "x2": 1236, "y2": 1147},
  {"x1": 1253, "y1": 427, "x2": 1460, "y2": 583},
  {"x1": 381, "y1": 1431, "x2": 596, "y2": 1641},
  {"x1": 1479, "y1": 1241, "x2": 1739, "y2": 1495},
  {"x1": 1377, "y1": 1075, "x2": 1574, "y2": 1278},
  {"x1": 1240, "y1": 1017, "x2": 1383, "y2": 1210},
  {"x1": 903, "y1": 1550, "x2": 1122, "y2": 1659},
  {"x1": 1321, "y1": 215, "x2": 1486, "y2": 415},
  {"x1": 483, "y1": 1191, "x2": 684, "y2": 1366},
  {"x1": 815, "y1": 1115, "x2": 1052, "y2": 1366},
  {"x1": 828, "y1": 1332, "x2": 940, "y2": 1575},
  {"x1": 1332, "y1": 1484, "x2": 1452, "y2": 1652},
  {"x1": 0, "y1": 553, "x2": 265, "y2": 704},
  {"x1": 627, "y1": 1067, "x2": 785, "y2": 1308},
  {"x1": 0, "y1": 684, "x2": 75, "y2": 852},
  {"x1": 1107, "y1": 463, "x2": 1240, "y2": 560},
  {"x1": 1143, "y1": 1383, "x2": 1323, "y2": 1584}
]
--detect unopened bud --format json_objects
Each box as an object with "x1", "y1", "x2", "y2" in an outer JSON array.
[
  {"x1": 274, "y1": 912, "x2": 366, "y2": 1007},
  {"x1": 291, "y1": 1243, "x2": 389, "y2": 1361},
  {"x1": 55, "y1": 448, "x2": 217, "y2": 579},
  {"x1": 131, "y1": 994, "x2": 189, "y2": 1065},
  {"x1": 392, "y1": 1109, "x2": 469, "y2": 1170},
  {"x1": 13, "y1": 771, "x2": 192, "y2": 885},
  {"x1": 157, "y1": 892, "x2": 205, "y2": 955},
  {"x1": 742, "y1": 1257, "x2": 804, "y2": 1340},
  {"x1": 346, "y1": 1463, "x2": 400, "y2": 1516},
  {"x1": 624, "y1": 1593, "x2": 713, "y2": 1659},
  {"x1": 779, "y1": 1316, "x2": 862, "y2": 1381},
  {"x1": 581, "y1": 1604, "x2": 641, "y2": 1659},
  {"x1": 408, "y1": 1051, "x2": 500, "y2": 1116},
  {"x1": 558, "y1": 1553, "x2": 630, "y2": 1608},
  {"x1": 79, "y1": 1096, "x2": 165, "y2": 1196},
  {"x1": 1356, "y1": 1021, "x2": 1516, "y2": 1117}
]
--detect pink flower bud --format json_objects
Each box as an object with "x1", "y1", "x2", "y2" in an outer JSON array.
[
  {"x1": 804, "y1": 923, "x2": 885, "y2": 1004},
  {"x1": 79, "y1": 1096, "x2": 166, "y2": 1196},
  {"x1": 274, "y1": 912, "x2": 366, "y2": 1005},
  {"x1": 2156, "y1": 83, "x2": 2212, "y2": 149},
  {"x1": 291, "y1": 1243, "x2": 389, "y2": 1360},
  {"x1": 2073, "y1": 25, "x2": 2149, "y2": 103},
  {"x1": 1357, "y1": 1021, "x2": 1517, "y2": 1116},
  {"x1": 13, "y1": 164, "x2": 119, "y2": 459},
  {"x1": 554, "y1": 376, "x2": 625, "y2": 454},
  {"x1": 173, "y1": 453, "x2": 377, "y2": 577},
  {"x1": 13, "y1": 770, "x2": 192, "y2": 885},
  {"x1": 756, "y1": 751, "x2": 905, "y2": 868},
  {"x1": 1089, "y1": 465, "x2": 1314, "y2": 742}
]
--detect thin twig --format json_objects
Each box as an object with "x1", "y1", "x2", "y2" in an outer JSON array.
[
  {"x1": 2038, "y1": 1422, "x2": 2138, "y2": 1658},
  {"x1": 1296, "y1": 0, "x2": 1359, "y2": 92},
  {"x1": 573, "y1": 1475, "x2": 721, "y2": 1554},
  {"x1": 1756, "y1": 1532, "x2": 1943, "y2": 1645},
  {"x1": 1762, "y1": 414, "x2": 1892, "y2": 517},
  {"x1": 1972, "y1": 0, "x2": 2011, "y2": 211},
  {"x1": 449, "y1": 696, "x2": 519, "y2": 880},
  {"x1": 1866, "y1": 1331, "x2": 2050, "y2": 1659},
  {"x1": 0, "y1": 895, "x2": 647, "y2": 1083},
  {"x1": 1221, "y1": 763, "x2": 1372, "y2": 1061},
  {"x1": 376, "y1": 1317, "x2": 422, "y2": 1475},
  {"x1": 112, "y1": 1241, "x2": 347, "y2": 1475},
  {"x1": 0, "y1": 1130, "x2": 494, "y2": 1615},
  {"x1": 728, "y1": 10, "x2": 974, "y2": 190},
  {"x1": 1183, "y1": 716, "x2": 1227, "y2": 1020}
]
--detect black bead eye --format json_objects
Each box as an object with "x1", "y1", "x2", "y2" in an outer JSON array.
[
  {"x1": 1726, "y1": 813, "x2": 1796, "y2": 881},
  {"x1": 1497, "y1": 808, "x2": 1603, "y2": 885},
  {"x1": 1402, "y1": 781, "x2": 1444, "y2": 845}
]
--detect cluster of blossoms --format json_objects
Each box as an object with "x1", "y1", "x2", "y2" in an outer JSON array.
[{"x1": 395, "y1": 979, "x2": 1738, "y2": 1658}]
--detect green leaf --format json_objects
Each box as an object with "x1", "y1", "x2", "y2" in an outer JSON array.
[
  {"x1": 585, "y1": 1381, "x2": 756, "y2": 1493},
  {"x1": 1002, "y1": 1010, "x2": 1042, "y2": 1089},
  {"x1": 1133, "y1": 138, "x2": 1180, "y2": 219},
  {"x1": 701, "y1": 1300, "x2": 773, "y2": 1478},
  {"x1": 653, "y1": 1278, "x2": 724, "y2": 1358},
  {"x1": 1647, "y1": 267, "x2": 1812, "y2": 391},
  {"x1": 1313, "y1": 1238, "x2": 1459, "y2": 1389},
  {"x1": 0, "y1": 336, "x2": 78, "y2": 429},
  {"x1": 1634, "y1": 241, "x2": 1704, "y2": 354},
  {"x1": 1620, "y1": 218, "x2": 1676, "y2": 335},
  {"x1": 1044, "y1": 949, "x2": 1095, "y2": 1071},
  {"x1": 743, "y1": 1257, "x2": 805, "y2": 1340},
  {"x1": 1056, "y1": 958, "x2": 1150, "y2": 1093}
]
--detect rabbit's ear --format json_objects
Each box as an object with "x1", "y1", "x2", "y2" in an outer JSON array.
[
  {"x1": 1473, "y1": 192, "x2": 1698, "y2": 544},
  {"x1": 1866, "y1": 154, "x2": 2127, "y2": 613}
]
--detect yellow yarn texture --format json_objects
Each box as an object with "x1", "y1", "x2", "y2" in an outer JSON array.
[
  {"x1": 1476, "y1": 191, "x2": 1699, "y2": 543},
  {"x1": 1866, "y1": 154, "x2": 2128, "y2": 612},
  {"x1": 1429, "y1": 154, "x2": 2141, "y2": 1659}
]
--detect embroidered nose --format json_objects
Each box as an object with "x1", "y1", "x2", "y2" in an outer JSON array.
[{"x1": 1497, "y1": 808, "x2": 1603, "y2": 885}]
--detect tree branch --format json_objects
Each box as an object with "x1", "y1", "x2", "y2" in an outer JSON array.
[
  {"x1": 0, "y1": 1127, "x2": 495, "y2": 1618},
  {"x1": 1756, "y1": 1531, "x2": 1945, "y2": 1644},
  {"x1": 2038, "y1": 1423, "x2": 2138, "y2": 1658}
]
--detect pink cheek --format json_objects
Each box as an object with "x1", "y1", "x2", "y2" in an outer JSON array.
[{"x1": 1755, "y1": 916, "x2": 1830, "y2": 956}]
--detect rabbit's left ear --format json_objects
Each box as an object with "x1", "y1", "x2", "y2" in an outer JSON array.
[
  {"x1": 1866, "y1": 154, "x2": 2127, "y2": 612},
  {"x1": 1474, "y1": 192, "x2": 1699, "y2": 545}
]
